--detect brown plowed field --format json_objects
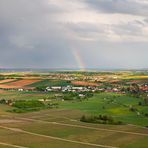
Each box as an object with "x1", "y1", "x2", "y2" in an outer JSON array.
[
  {"x1": 0, "y1": 79, "x2": 16, "y2": 84},
  {"x1": 71, "y1": 81, "x2": 100, "y2": 86},
  {"x1": 0, "y1": 79, "x2": 41, "y2": 89}
]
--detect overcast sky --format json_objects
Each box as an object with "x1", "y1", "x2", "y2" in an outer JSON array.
[{"x1": 0, "y1": 0, "x2": 148, "y2": 69}]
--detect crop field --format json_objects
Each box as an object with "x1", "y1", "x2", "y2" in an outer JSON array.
[
  {"x1": 0, "y1": 90, "x2": 54, "y2": 101},
  {"x1": 123, "y1": 75, "x2": 148, "y2": 80},
  {"x1": 71, "y1": 81, "x2": 100, "y2": 86},
  {"x1": 0, "y1": 79, "x2": 41, "y2": 89},
  {"x1": 0, "y1": 109, "x2": 147, "y2": 148},
  {"x1": 0, "y1": 79, "x2": 17, "y2": 84},
  {"x1": 0, "y1": 91, "x2": 147, "y2": 147},
  {"x1": 0, "y1": 71, "x2": 148, "y2": 148},
  {"x1": 28, "y1": 79, "x2": 71, "y2": 87},
  {"x1": 0, "y1": 90, "x2": 146, "y2": 125},
  {"x1": 60, "y1": 93, "x2": 148, "y2": 126}
]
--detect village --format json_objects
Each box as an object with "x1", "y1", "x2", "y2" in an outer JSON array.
[{"x1": 0, "y1": 71, "x2": 147, "y2": 114}]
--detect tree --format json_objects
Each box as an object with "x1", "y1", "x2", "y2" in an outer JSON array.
[
  {"x1": 127, "y1": 83, "x2": 141, "y2": 97},
  {"x1": 143, "y1": 94, "x2": 148, "y2": 105}
]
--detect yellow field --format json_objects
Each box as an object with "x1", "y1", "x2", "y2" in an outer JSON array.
[{"x1": 124, "y1": 75, "x2": 148, "y2": 79}]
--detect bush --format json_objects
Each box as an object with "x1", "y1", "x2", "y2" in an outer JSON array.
[
  {"x1": 138, "y1": 102, "x2": 142, "y2": 106},
  {"x1": 13, "y1": 100, "x2": 44, "y2": 109},
  {"x1": 80, "y1": 115, "x2": 123, "y2": 125},
  {"x1": 144, "y1": 113, "x2": 148, "y2": 117},
  {"x1": 9, "y1": 99, "x2": 59, "y2": 113},
  {"x1": 36, "y1": 86, "x2": 47, "y2": 91},
  {"x1": 0, "y1": 99, "x2": 6, "y2": 104},
  {"x1": 129, "y1": 106, "x2": 138, "y2": 112},
  {"x1": 8, "y1": 108, "x2": 40, "y2": 113}
]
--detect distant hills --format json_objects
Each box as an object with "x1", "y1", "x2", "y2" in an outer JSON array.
[{"x1": 0, "y1": 68, "x2": 148, "y2": 73}]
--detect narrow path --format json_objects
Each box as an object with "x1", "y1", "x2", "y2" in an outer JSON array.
[
  {"x1": 128, "y1": 124, "x2": 148, "y2": 129},
  {"x1": 17, "y1": 117, "x2": 148, "y2": 136},
  {"x1": 0, "y1": 142, "x2": 28, "y2": 148},
  {"x1": 0, "y1": 125, "x2": 118, "y2": 148}
]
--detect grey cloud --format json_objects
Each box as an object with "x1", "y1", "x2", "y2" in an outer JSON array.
[
  {"x1": 85, "y1": 0, "x2": 148, "y2": 16},
  {"x1": 0, "y1": 0, "x2": 77, "y2": 68},
  {"x1": 111, "y1": 20, "x2": 144, "y2": 36},
  {"x1": 74, "y1": 41, "x2": 148, "y2": 69},
  {"x1": 0, "y1": 0, "x2": 148, "y2": 69},
  {"x1": 65, "y1": 22, "x2": 106, "y2": 40},
  {"x1": 64, "y1": 20, "x2": 146, "y2": 41},
  {"x1": 144, "y1": 18, "x2": 148, "y2": 23}
]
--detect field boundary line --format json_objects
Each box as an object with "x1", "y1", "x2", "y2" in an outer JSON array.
[
  {"x1": 0, "y1": 125, "x2": 118, "y2": 148},
  {"x1": 128, "y1": 124, "x2": 148, "y2": 129},
  {"x1": 17, "y1": 117, "x2": 148, "y2": 136},
  {"x1": 0, "y1": 142, "x2": 28, "y2": 148}
]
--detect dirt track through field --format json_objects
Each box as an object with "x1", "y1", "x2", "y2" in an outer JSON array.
[
  {"x1": 17, "y1": 117, "x2": 148, "y2": 136},
  {"x1": 0, "y1": 142, "x2": 28, "y2": 148},
  {"x1": 0, "y1": 125, "x2": 118, "y2": 148}
]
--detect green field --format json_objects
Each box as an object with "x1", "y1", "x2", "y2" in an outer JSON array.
[
  {"x1": 0, "y1": 71, "x2": 148, "y2": 148},
  {"x1": 60, "y1": 93, "x2": 148, "y2": 126},
  {"x1": 0, "y1": 109, "x2": 147, "y2": 148},
  {"x1": 0, "y1": 90, "x2": 148, "y2": 126},
  {"x1": 0, "y1": 90, "x2": 54, "y2": 100},
  {"x1": 0, "y1": 92, "x2": 148, "y2": 148},
  {"x1": 28, "y1": 79, "x2": 71, "y2": 87}
]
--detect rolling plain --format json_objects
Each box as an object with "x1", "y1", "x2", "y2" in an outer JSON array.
[{"x1": 0, "y1": 71, "x2": 148, "y2": 148}]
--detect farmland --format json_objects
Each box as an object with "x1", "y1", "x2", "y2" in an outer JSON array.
[
  {"x1": 28, "y1": 79, "x2": 71, "y2": 87},
  {"x1": 0, "y1": 70, "x2": 148, "y2": 148},
  {"x1": 0, "y1": 79, "x2": 17, "y2": 84},
  {"x1": 71, "y1": 81, "x2": 100, "y2": 86},
  {"x1": 0, "y1": 79, "x2": 41, "y2": 89}
]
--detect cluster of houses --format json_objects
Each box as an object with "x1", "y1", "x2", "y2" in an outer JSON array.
[
  {"x1": 0, "y1": 85, "x2": 120, "y2": 93},
  {"x1": 46, "y1": 86, "x2": 93, "y2": 92},
  {"x1": 140, "y1": 84, "x2": 148, "y2": 93},
  {"x1": 45, "y1": 85, "x2": 121, "y2": 93}
]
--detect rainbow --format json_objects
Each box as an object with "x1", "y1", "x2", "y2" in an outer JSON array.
[{"x1": 72, "y1": 49, "x2": 85, "y2": 71}]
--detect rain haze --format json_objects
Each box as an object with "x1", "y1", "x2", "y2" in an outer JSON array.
[{"x1": 0, "y1": 0, "x2": 148, "y2": 69}]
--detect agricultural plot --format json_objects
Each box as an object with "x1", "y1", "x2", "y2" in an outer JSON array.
[
  {"x1": 0, "y1": 90, "x2": 148, "y2": 126},
  {"x1": 124, "y1": 75, "x2": 148, "y2": 80},
  {"x1": 60, "y1": 93, "x2": 148, "y2": 126},
  {"x1": 72, "y1": 81, "x2": 100, "y2": 86},
  {"x1": 0, "y1": 71, "x2": 148, "y2": 148},
  {"x1": 0, "y1": 79, "x2": 41, "y2": 89},
  {"x1": 0, "y1": 109, "x2": 148, "y2": 148},
  {"x1": 0, "y1": 79, "x2": 16, "y2": 84},
  {"x1": 28, "y1": 79, "x2": 71, "y2": 87},
  {"x1": 0, "y1": 90, "x2": 53, "y2": 100}
]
